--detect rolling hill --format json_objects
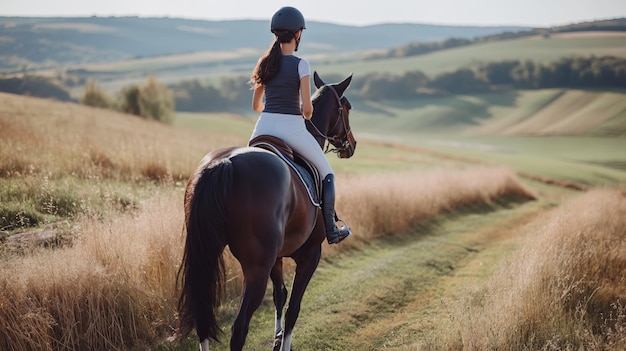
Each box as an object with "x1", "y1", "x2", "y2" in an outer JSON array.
[
  {"x1": 351, "y1": 88, "x2": 626, "y2": 137},
  {"x1": 1, "y1": 16, "x2": 625, "y2": 144},
  {"x1": 317, "y1": 31, "x2": 626, "y2": 77},
  {"x1": 1, "y1": 15, "x2": 625, "y2": 351},
  {"x1": 0, "y1": 16, "x2": 527, "y2": 72}
]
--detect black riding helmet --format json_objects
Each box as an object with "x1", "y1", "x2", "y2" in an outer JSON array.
[{"x1": 270, "y1": 6, "x2": 306, "y2": 33}]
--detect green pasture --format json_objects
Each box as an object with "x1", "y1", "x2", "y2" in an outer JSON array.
[
  {"x1": 318, "y1": 34, "x2": 626, "y2": 77},
  {"x1": 172, "y1": 85, "x2": 626, "y2": 187},
  {"x1": 78, "y1": 49, "x2": 260, "y2": 75},
  {"x1": 345, "y1": 87, "x2": 626, "y2": 188},
  {"x1": 173, "y1": 111, "x2": 256, "y2": 141},
  {"x1": 390, "y1": 133, "x2": 626, "y2": 187},
  {"x1": 68, "y1": 33, "x2": 626, "y2": 92},
  {"x1": 350, "y1": 89, "x2": 626, "y2": 137},
  {"x1": 172, "y1": 112, "x2": 435, "y2": 175}
]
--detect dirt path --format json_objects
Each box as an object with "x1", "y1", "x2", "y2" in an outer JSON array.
[
  {"x1": 312, "y1": 201, "x2": 545, "y2": 351},
  {"x1": 208, "y1": 199, "x2": 551, "y2": 351}
]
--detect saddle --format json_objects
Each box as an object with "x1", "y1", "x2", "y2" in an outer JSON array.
[{"x1": 249, "y1": 135, "x2": 321, "y2": 207}]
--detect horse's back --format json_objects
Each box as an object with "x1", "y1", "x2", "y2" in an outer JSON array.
[{"x1": 195, "y1": 146, "x2": 289, "y2": 187}]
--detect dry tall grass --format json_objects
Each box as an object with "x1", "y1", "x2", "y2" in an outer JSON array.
[
  {"x1": 336, "y1": 166, "x2": 537, "y2": 245},
  {"x1": 0, "y1": 93, "x2": 541, "y2": 349},
  {"x1": 0, "y1": 93, "x2": 238, "y2": 181},
  {"x1": 444, "y1": 188, "x2": 626, "y2": 350},
  {"x1": 0, "y1": 93, "x2": 243, "y2": 231},
  {"x1": 0, "y1": 164, "x2": 537, "y2": 350},
  {"x1": 0, "y1": 190, "x2": 185, "y2": 351}
]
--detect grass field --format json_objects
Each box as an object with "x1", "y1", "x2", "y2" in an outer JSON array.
[
  {"x1": 346, "y1": 84, "x2": 626, "y2": 189},
  {"x1": 351, "y1": 89, "x2": 626, "y2": 137},
  {"x1": 1, "y1": 58, "x2": 626, "y2": 351},
  {"x1": 0, "y1": 93, "x2": 545, "y2": 350},
  {"x1": 0, "y1": 27, "x2": 626, "y2": 351},
  {"x1": 319, "y1": 33, "x2": 626, "y2": 77},
  {"x1": 53, "y1": 31, "x2": 626, "y2": 97},
  {"x1": 380, "y1": 134, "x2": 626, "y2": 188},
  {"x1": 1, "y1": 24, "x2": 625, "y2": 350}
]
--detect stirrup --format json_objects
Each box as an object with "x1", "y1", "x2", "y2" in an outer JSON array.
[{"x1": 327, "y1": 217, "x2": 352, "y2": 244}]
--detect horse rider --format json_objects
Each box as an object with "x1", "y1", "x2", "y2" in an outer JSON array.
[{"x1": 248, "y1": 6, "x2": 352, "y2": 244}]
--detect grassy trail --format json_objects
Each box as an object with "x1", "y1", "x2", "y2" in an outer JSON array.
[{"x1": 202, "y1": 197, "x2": 553, "y2": 351}]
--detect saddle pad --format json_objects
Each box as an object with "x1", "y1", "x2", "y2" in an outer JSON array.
[{"x1": 251, "y1": 141, "x2": 320, "y2": 207}]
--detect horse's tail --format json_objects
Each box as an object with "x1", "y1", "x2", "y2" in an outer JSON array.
[{"x1": 177, "y1": 158, "x2": 233, "y2": 343}]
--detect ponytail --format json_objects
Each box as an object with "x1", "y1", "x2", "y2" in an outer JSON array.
[{"x1": 250, "y1": 31, "x2": 296, "y2": 87}]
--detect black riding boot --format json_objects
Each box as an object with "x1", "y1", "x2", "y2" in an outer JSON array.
[{"x1": 322, "y1": 174, "x2": 352, "y2": 244}]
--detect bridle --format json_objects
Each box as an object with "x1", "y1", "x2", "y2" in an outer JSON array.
[{"x1": 307, "y1": 84, "x2": 353, "y2": 155}]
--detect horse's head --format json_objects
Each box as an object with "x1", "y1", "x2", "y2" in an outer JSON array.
[{"x1": 308, "y1": 71, "x2": 357, "y2": 159}]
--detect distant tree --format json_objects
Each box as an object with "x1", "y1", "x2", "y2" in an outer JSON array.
[
  {"x1": 220, "y1": 76, "x2": 252, "y2": 109},
  {"x1": 358, "y1": 73, "x2": 401, "y2": 99},
  {"x1": 367, "y1": 38, "x2": 473, "y2": 60},
  {"x1": 429, "y1": 69, "x2": 489, "y2": 94},
  {"x1": 169, "y1": 76, "x2": 252, "y2": 112},
  {"x1": 394, "y1": 71, "x2": 430, "y2": 98},
  {"x1": 119, "y1": 85, "x2": 141, "y2": 116},
  {"x1": 511, "y1": 61, "x2": 537, "y2": 88},
  {"x1": 480, "y1": 60, "x2": 520, "y2": 86},
  {"x1": 550, "y1": 59, "x2": 577, "y2": 87},
  {"x1": 170, "y1": 79, "x2": 225, "y2": 112},
  {"x1": 118, "y1": 77, "x2": 176, "y2": 123},
  {"x1": 137, "y1": 75, "x2": 175, "y2": 123},
  {"x1": 80, "y1": 79, "x2": 111, "y2": 108},
  {"x1": 533, "y1": 64, "x2": 556, "y2": 88}
]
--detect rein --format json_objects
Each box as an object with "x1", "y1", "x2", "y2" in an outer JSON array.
[{"x1": 307, "y1": 84, "x2": 352, "y2": 155}]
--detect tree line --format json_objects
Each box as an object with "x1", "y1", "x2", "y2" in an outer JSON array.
[
  {"x1": 0, "y1": 74, "x2": 176, "y2": 123},
  {"x1": 81, "y1": 76, "x2": 175, "y2": 123},
  {"x1": 366, "y1": 56, "x2": 626, "y2": 97},
  {"x1": 2, "y1": 55, "x2": 624, "y2": 116},
  {"x1": 367, "y1": 18, "x2": 626, "y2": 61},
  {"x1": 169, "y1": 55, "x2": 626, "y2": 111}
]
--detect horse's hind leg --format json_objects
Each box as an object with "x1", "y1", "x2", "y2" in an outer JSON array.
[
  {"x1": 230, "y1": 265, "x2": 272, "y2": 351},
  {"x1": 270, "y1": 259, "x2": 288, "y2": 350}
]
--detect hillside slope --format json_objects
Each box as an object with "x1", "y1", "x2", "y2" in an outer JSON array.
[
  {"x1": 467, "y1": 89, "x2": 626, "y2": 136},
  {"x1": 319, "y1": 32, "x2": 626, "y2": 77},
  {"x1": 0, "y1": 16, "x2": 526, "y2": 72},
  {"x1": 352, "y1": 89, "x2": 626, "y2": 137}
]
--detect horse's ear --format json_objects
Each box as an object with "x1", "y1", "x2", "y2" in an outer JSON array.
[
  {"x1": 313, "y1": 71, "x2": 325, "y2": 89},
  {"x1": 335, "y1": 74, "x2": 353, "y2": 96}
]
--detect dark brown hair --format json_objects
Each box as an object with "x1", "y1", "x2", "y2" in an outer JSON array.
[{"x1": 249, "y1": 31, "x2": 295, "y2": 87}]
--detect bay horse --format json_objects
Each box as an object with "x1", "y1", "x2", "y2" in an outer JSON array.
[{"x1": 177, "y1": 72, "x2": 356, "y2": 351}]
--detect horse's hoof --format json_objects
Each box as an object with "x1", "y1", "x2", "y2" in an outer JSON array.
[
  {"x1": 273, "y1": 337, "x2": 282, "y2": 351},
  {"x1": 272, "y1": 340, "x2": 282, "y2": 351}
]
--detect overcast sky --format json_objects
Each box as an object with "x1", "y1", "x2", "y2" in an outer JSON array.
[{"x1": 2, "y1": 0, "x2": 626, "y2": 27}]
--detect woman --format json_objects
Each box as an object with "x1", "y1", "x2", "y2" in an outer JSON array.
[{"x1": 249, "y1": 6, "x2": 351, "y2": 245}]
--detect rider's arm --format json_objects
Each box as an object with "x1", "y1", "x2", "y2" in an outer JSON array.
[
  {"x1": 252, "y1": 84, "x2": 265, "y2": 113},
  {"x1": 300, "y1": 75, "x2": 313, "y2": 120}
]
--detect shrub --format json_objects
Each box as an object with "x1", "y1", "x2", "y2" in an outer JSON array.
[
  {"x1": 119, "y1": 76, "x2": 175, "y2": 123},
  {"x1": 119, "y1": 84, "x2": 141, "y2": 116},
  {"x1": 80, "y1": 79, "x2": 111, "y2": 108}
]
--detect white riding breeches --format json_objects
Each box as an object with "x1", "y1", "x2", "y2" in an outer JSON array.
[{"x1": 250, "y1": 112, "x2": 334, "y2": 178}]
